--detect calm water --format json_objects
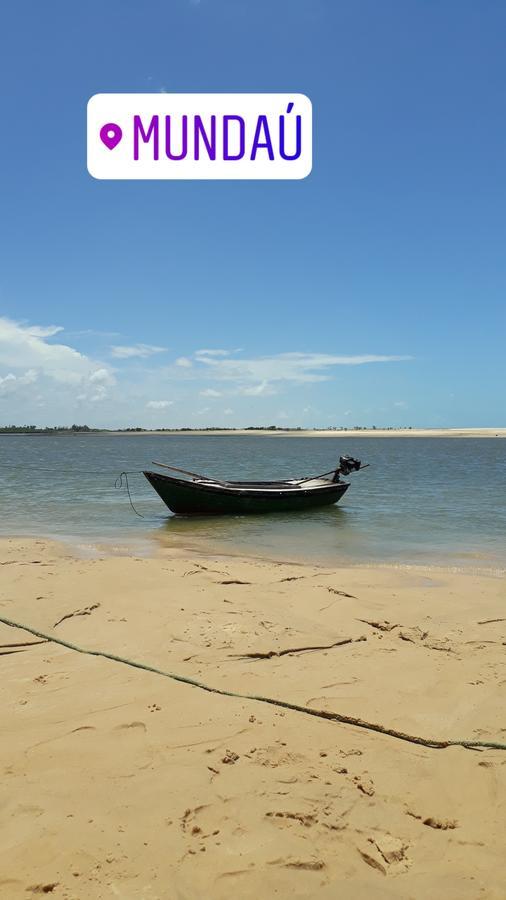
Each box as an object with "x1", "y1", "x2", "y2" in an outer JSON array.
[{"x1": 0, "y1": 434, "x2": 505, "y2": 569}]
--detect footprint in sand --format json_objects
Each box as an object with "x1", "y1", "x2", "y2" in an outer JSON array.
[
  {"x1": 265, "y1": 810, "x2": 317, "y2": 828},
  {"x1": 358, "y1": 833, "x2": 411, "y2": 875},
  {"x1": 252, "y1": 746, "x2": 305, "y2": 768},
  {"x1": 407, "y1": 810, "x2": 458, "y2": 830},
  {"x1": 114, "y1": 721, "x2": 147, "y2": 732},
  {"x1": 422, "y1": 816, "x2": 458, "y2": 830},
  {"x1": 399, "y1": 627, "x2": 453, "y2": 652},
  {"x1": 222, "y1": 749, "x2": 240, "y2": 764},
  {"x1": 180, "y1": 805, "x2": 208, "y2": 833},
  {"x1": 180, "y1": 805, "x2": 220, "y2": 853},
  {"x1": 353, "y1": 775, "x2": 375, "y2": 796},
  {"x1": 268, "y1": 858, "x2": 326, "y2": 871},
  {"x1": 26, "y1": 885, "x2": 58, "y2": 895}
]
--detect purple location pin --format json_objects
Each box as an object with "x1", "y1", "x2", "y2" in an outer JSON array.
[{"x1": 100, "y1": 122, "x2": 122, "y2": 150}]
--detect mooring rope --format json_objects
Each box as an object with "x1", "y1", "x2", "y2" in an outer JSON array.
[
  {"x1": 114, "y1": 472, "x2": 145, "y2": 517},
  {"x1": 1, "y1": 463, "x2": 147, "y2": 516},
  {"x1": 2, "y1": 615, "x2": 506, "y2": 752},
  {"x1": 0, "y1": 464, "x2": 145, "y2": 476}
]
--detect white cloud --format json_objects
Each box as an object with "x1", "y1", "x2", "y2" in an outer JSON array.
[
  {"x1": 0, "y1": 371, "x2": 35, "y2": 396},
  {"x1": 195, "y1": 349, "x2": 231, "y2": 358},
  {"x1": 239, "y1": 380, "x2": 273, "y2": 396},
  {"x1": 147, "y1": 400, "x2": 174, "y2": 409},
  {"x1": 0, "y1": 317, "x2": 412, "y2": 428},
  {"x1": 64, "y1": 329, "x2": 122, "y2": 338},
  {"x1": 0, "y1": 317, "x2": 114, "y2": 386},
  {"x1": 89, "y1": 368, "x2": 115, "y2": 385},
  {"x1": 25, "y1": 325, "x2": 64, "y2": 338},
  {"x1": 111, "y1": 344, "x2": 167, "y2": 359},
  {"x1": 0, "y1": 317, "x2": 88, "y2": 377},
  {"x1": 90, "y1": 388, "x2": 107, "y2": 403},
  {"x1": 0, "y1": 316, "x2": 118, "y2": 416},
  {"x1": 190, "y1": 350, "x2": 411, "y2": 388}
]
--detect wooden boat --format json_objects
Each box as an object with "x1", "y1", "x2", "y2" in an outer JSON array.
[{"x1": 143, "y1": 456, "x2": 365, "y2": 516}]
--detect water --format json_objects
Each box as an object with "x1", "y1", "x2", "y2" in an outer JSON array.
[{"x1": 0, "y1": 434, "x2": 504, "y2": 569}]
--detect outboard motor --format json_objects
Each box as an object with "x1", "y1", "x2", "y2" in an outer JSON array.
[{"x1": 332, "y1": 455, "x2": 362, "y2": 481}]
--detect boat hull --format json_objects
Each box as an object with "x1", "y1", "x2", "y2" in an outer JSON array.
[{"x1": 143, "y1": 471, "x2": 349, "y2": 516}]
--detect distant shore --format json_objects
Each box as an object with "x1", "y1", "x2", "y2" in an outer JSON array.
[
  {"x1": 1, "y1": 427, "x2": 504, "y2": 438},
  {"x1": 104, "y1": 427, "x2": 506, "y2": 438}
]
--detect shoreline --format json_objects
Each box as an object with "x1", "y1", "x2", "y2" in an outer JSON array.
[
  {"x1": 3, "y1": 536, "x2": 506, "y2": 897},
  {"x1": 3, "y1": 527, "x2": 505, "y2": 577},
  {"x1": 1, "y1": 427, "x2": 505, "y2": 438},
  {"x1": 113, "y1": 427, "x2": 506, "y2": 438}
]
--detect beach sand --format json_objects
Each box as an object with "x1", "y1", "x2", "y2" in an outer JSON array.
[
  {"x1": 2, "y1": 538, "x2": 506, "y2": 898},
  {"x1": 105, "y1": 427, "x2": 506, "y2": 438}
]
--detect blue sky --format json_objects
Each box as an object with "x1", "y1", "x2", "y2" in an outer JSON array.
[{"x1": 0, "y1": 0, "x2": 504, "y2": 427}]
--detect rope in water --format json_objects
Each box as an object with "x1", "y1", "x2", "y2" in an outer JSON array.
[
  {"x1": 0, "y1": 463, "x2": 144, "y2": 476},
  {"x1": 0, "y1": 463, "x2": 147, "y2": 515},
  {"x1": 2, "y1": 615, "x2": 506, "y2": 752},
  {"x1": 114, "y1": 472, "x2": 145, "y2": 517}
]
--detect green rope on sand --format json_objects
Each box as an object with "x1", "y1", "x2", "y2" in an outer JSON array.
[{"x1": 2, "y1": 614, "x2": 506, "y2": 752}]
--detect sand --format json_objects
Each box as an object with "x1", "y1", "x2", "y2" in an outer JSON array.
[
  {"x1": 105, "y1": 427, "x2": 506, "y2": 438},
  {"x1": 2, "y1": 538, "x2": 506, "y2": 899}
]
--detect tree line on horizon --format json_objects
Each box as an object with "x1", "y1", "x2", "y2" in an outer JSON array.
[{"x1": 0, "y1": 424, "x2": 412, "y2": 434}]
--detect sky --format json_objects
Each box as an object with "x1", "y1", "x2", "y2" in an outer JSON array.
[{"x1": 0, "y1": 0, "x2": 505, "y2": 428}]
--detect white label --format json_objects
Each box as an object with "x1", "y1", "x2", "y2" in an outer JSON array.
[{"x1": 87, "y1": 93, "x2": 312, "y2": 180}]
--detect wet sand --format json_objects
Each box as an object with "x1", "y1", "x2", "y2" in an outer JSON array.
[{"x1": 2, "y1": 538, "x2": 506, "y2": 898}]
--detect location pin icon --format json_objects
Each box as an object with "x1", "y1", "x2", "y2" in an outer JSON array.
[{"x1": 100, "y1": 122, "x2": 122, "y2": 150}]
